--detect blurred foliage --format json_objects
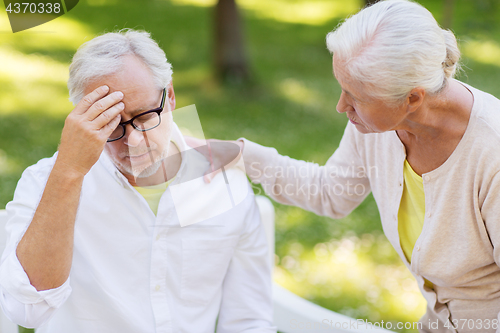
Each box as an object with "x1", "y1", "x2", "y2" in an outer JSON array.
[
  {"x1": 18, "y1": 326, "x2": 32, "y2": 333},
  {"x1": 1, "y1": 0, "x2": 500, "y2": 332}
]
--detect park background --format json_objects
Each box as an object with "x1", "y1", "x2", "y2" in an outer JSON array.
[{"x1": 1, "y1": 0, "x2": 500, "y2": 331}]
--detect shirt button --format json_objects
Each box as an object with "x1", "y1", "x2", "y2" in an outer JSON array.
[
  {"x1": 155, "y1": 285, "x2": 160, "y2": 291},
  {"x1": 156, "y1": 234, "x2": 161, "y2": 241},
  {"x1": 423, "y1": 175, "x2": 430, "y2": 182},
  {"x1": 416, "y1": 246, "x2": 420, "y2": 251},
  {"x1": 426, "y1": 212, "x2": 431, "y2": 218}
]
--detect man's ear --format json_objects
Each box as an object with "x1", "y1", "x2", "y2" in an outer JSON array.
[
  {"x1": 407, "y1": 87, "x2": 425, "y2": 113},
  {"x1": 167, "y1": 82, "x2": 176, "y2": 111}
]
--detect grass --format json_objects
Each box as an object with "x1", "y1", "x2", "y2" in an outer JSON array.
[{"x1": 2, "y1": 0, "x2": 500, "y2": 332}]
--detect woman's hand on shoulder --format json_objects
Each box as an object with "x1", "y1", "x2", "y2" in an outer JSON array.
[{"x1": 184, "y1": 137, "x2": 244, "y2": 183}]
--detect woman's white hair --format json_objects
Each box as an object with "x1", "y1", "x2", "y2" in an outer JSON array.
[
  {"x1": 68, "y1": 29, "x2": 173, "y2": 105},
  {"x1": 326, "y1": 0, "x2": 460, "y2": 104}
]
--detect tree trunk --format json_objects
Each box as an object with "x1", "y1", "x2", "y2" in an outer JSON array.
[
  {"x1": 214, "y1": 0, "x2": 250, "y2": 83},
  {"x1": 364, "y1": 0, "x2": 380, "y2": 7},
  {"x1": 442, "y1": 0, "x2": 455, "y2": 29}
]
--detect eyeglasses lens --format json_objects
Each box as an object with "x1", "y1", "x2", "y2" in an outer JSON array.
[
  {"x1": 108, "y1": 126, "x2": 125, "y2": 141},
  {"x1": 134, "y1": 112, "x2": 160, "y2": 131},
  {"x1": 107, "y1": 112, "x2": 161, "y2": 142}
]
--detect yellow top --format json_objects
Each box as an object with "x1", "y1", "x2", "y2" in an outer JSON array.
[
  {"x1": 398, "y1": 160, "x2": 433, "y2": 289},
  {"x1": 134, "y1": 141, "x2": 180, "y2": 215},
  {"x1": 398, "y1": 159, "x2": 425, "y2": 263},
  {"x1": 134, "y1": 177, "x2": 175, "y2": 216}
]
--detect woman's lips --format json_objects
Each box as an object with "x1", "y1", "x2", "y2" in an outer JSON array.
[{"x1": 349, "y1": 118, "x2": 359, "y2": 125}]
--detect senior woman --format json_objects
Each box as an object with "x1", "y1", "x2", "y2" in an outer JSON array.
[{"x1": 198, "y1": 0, "x2": 500, "y2": 331}]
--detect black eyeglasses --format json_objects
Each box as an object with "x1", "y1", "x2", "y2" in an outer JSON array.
[{"x1": 107, "y1": 88, "x2": 167, "y2": 142}]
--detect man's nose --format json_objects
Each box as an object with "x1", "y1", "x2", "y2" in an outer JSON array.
[{"x1": 123, "y1": 125, "x2": 145, "y2": 147}]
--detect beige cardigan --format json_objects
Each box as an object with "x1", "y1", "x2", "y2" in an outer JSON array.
[{"x1": 242, "y1": 82, "x2": 500, "y2": 333}]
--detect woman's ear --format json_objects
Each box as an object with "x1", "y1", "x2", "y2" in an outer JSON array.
[{"x1": 407, "y1": 87, "x2": 425, "y2": 113}]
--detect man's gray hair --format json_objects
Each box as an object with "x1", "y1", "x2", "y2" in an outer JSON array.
[
  {"x1": 326, "y1": 0, "x2": 460, "y2": 104},
  {"x1": 68, "y1": 29, "x2": 173, "y2": 105}
]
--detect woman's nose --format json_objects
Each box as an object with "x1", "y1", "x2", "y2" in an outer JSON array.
[{"x1": 336, "y1": 92, "x2": 354, "y2": 114}]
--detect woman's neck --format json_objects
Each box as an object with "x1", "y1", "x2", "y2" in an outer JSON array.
[{"x1": 397, "y1": 80, "x2": 473, "y2": 145}]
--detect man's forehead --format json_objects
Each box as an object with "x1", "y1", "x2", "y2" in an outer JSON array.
[
  {"x1": 83, "y1": 83, "x2": 161, "y2": 117},
  {"x1": 84, "y1": 55, "x2": 154, "y2": 88}
]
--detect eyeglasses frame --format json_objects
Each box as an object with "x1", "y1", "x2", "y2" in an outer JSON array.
[{"x1": 107, "y1": 87, "x2": 167, "y2": 142}]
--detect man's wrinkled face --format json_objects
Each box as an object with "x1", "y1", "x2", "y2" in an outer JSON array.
[{"x1": 84, "y1": 55, "x2": 176, "y2": 183}]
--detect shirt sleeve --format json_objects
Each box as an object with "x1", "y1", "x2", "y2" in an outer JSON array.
[
  {"x1": 0, "y1": 159, "x2": 72, "y2": 328},
  {"x1": 240, "y1": 122, "x2": 371, "y2": 219},
  {"x1": 216, "y1": 191, "x2": 276, "y2": 333},
  {"x1": 479, "y1": 171, "x2": 500, "y2": 333}
]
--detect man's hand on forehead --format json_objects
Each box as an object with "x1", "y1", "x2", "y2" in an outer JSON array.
[{"x1": 55, "y1": 85, "x2": 124, "y2": 177}]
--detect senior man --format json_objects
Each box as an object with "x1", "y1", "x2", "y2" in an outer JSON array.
[{"x1": 0, "y1": 30, "x2": 275, "y2": 333}]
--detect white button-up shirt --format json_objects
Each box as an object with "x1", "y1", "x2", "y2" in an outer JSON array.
[{"x1": 0, "y1": 126, "x2": 275, "y2": 333}]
